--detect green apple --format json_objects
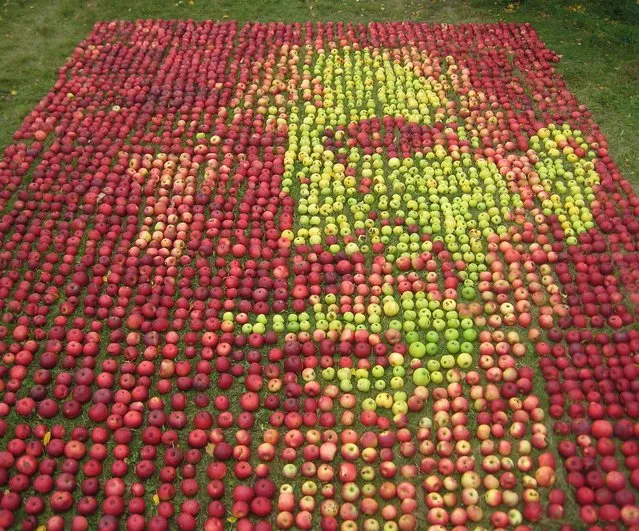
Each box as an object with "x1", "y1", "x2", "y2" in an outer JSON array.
[
  {"x1": 393, "y1": 391, "x2": 407, "y2": 403},
  {"x1": 426, "y1": 343, "x2": 439, "y2": 356},
  {"x1": 446, "y1": 340, "x2": 460, "y2": 354},
  {"x1": 456, "y1": 352, "x2": 473, "y2": 369},
  {"x1": 361, "y1": 468, "x2": 376, "y2": 482},
  {"x1": 357, "y1": 379, "x2": 371, "y2": 393},
  {"x1": 374, "y1": 380, "x2": 386, "y2": 391},
  {"x1": 393, "y1": 401, "x2": 408, "y2": 415},
  {"x1": 372, "y1": 365, "x2": 385, "y2": 379},
  {"x1": 446, "y1": 318, "x2": 460, "y2": 330},
  {"x1": 322, "y1": 367, "x2": 336, "y2": 381},
  {"x1": 426, "y1": 331, "x2": 439, "y2": 343},
  {"x1": 460, "y1": 342, "x2": 474, "y2": 354},
  {"x1": 383, "y1": 300, "x2": 400, "y2": 317},
  {"x1": 413, "y1": 368, "x2": 431, "y2": 386},
  {"x1": 430, "y1": 371, "x2": 444, "y2": 384},
  {"x1": 444, "y1": 329, "x2": 459, "y2": 341},
  {"x1": 426, "y1": 359, "x2": 441, "y2": 373},
  {"x1": 408, "y1": 341, "x2": 426, "y2": 359},
  {"x1": 362, "y1": 398, "x2": 377, "y2": 411},
  {"x1": 405, "y1": 331, "x2": 420, "y2": 344},
  {"x1": 462, "y1": 328, "x2": 477, "y2": 342},
  {"x1": 340, "y1": 378, "x2": 353, "y2": 392},
  {"x1": 392, "y1": 366, "x2": 406, "y2": 378},
  {"x1": 442, "y1": 299, "x2": 456, "y2": 311},
  {"x1": 440, "y1": 354, "x2": 456, "y2": 369},
  {"x1": 462, "y1": 286, "x2": 476, "y2": 300},
  {"x1": 433, "y1": 318, "x2": 446, "y2": 331}
]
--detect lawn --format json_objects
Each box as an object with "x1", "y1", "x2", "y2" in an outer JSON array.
[
  {"x1": 0, "y1": 2, "x2": 638, "y2": 530},
  {"x1": 0, "y1": 0, "x2": 637, "y2": 184}
]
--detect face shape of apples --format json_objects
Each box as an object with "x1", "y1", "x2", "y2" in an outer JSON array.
[{"x1": 0, "y1": 17, "x2": 636, "y2": 531}]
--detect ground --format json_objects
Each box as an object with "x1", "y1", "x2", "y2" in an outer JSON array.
[{"x1": 0, "y1": 3, "x2": 638, "y2": 530}]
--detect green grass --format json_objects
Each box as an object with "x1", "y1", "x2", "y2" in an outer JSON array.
[
  {"x1": 0, "y1": 0, "x2": 637, "y2": 184},
  {"x1": 0, "y1": 1, "x2": 637, "y2": 528}
]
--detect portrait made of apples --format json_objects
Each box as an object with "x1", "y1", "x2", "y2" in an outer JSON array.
[{"x1": 3, "y1": 20, "x2": 638, "y2": 531}]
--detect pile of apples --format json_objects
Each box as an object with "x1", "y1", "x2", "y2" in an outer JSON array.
[{"x1": 0, "y1": 19, "x2": 637, "y2": 531}]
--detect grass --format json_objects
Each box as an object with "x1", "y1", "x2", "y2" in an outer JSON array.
[
  {"x1": 0, "y1": 0, "x2": 637, "y2": 184},
  {"x1": 0, "y1": 1, "x2": 637, "y2": 528}
]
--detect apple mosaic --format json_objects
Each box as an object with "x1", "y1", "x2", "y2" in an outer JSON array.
[{"x1": 0, "y1": 20, "x2": 638, "y2": 531}]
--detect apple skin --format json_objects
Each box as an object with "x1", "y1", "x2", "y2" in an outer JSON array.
[
  {"x1": 320, "y1": 442, "x2": 337, "y2": 462},
  {"x1": 338, "y1": 462, "x2": 357, "y2": 483}
]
